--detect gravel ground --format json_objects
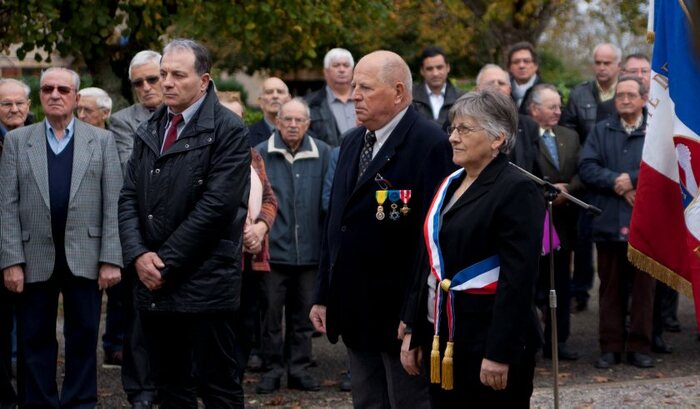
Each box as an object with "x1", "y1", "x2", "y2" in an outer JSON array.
[{"x1": 37, "y1": 275, "x2": 700, "y2": 408}]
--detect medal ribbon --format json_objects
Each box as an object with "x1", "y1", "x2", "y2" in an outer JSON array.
[
  {"x1": 400, "y1": 189, "x2": 411, "y2": 204},
  {"x1": 376, "y1": 190, "x2": 388, "y2": 205}
]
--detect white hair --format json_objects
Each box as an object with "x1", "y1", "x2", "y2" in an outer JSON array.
[
  {"x1": 475, "y1": 64, "x2": 510, "y2": 86},
  {"x1": 0, "y1": 78, "x2": 30, "y2": 98},
  {"x1": 128, "y1": 50, "x2": 162, "y2": 80},
  {"x1": 279, "y1": 97, "x2": 311, "y2": 119},
  {"x1": 78, "y1": 87, "x2": 112, "y2": 112},
  {"x1": 592, "y1": 43, "x2": 622, "y2": 64},
  {"x1": 324, "y1": 48, "x2": 354, "y2": 69},
  {"x1": 40, "y1": 67, "x2": 80, "y2": 90}
]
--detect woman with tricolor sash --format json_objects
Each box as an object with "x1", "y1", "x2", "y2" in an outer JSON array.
[{"x1": 402, "y1": 90, "x2": 544, "y2": 407}]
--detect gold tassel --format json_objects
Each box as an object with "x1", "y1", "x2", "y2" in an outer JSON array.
[
  {"x1": 441, "y1": 341, "x2": 454, "y2": 390},
  {"x1": 647, "y1": 31, "x2": 655, "y2": 44},
  {"x1": 430, "y1": 335, "x2": 441, "y2": 384}
]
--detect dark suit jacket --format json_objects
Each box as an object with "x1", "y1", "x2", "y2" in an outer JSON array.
[
  {"x1": 248, "y1": 119, "x2": 273, "y2": 148},
  {"x1": 511, "y1": 114, "x2": 541, "y2": 175},
  {"x1": 305, "y1": 87, "x2": 344, "y2": 147},
  {"x1": 315, "y1": 106, "x2": 455, "y2": 352},
  {"x1": 408, "y1": 154, "x2": 544, "y2": 364},
  {"x1": 412, "y1": 81, "x2": 463, "y2": 127},
  {"x1": 536, "y1": 125, "x2": 583, "y2": 249}
]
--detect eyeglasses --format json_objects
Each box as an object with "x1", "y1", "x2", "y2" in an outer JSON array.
[
  {"x1": 76, "y1": 106, "x2": 96, "y2": 115},
  {"x1": 280, "y1": 116, "x2": 309, "y2": 125},
  {"x1": 40, "y1": 85, "x2": 73, "y2": 95},
  {"x1": 623, "y1": 68, "x2": 650, "y2": 75},
  {"x1": 131, "y1": 75, "x2": 160, "y2": 88},
  {"x1": 0, "y1": 100, "x2": 28, "y2": 110},
  {"x1": 511, "y1": 58, "x2": 534, "y2": 65},
  {"x1": 614, "y1": 92, "x2": 641, "y2": 100},
  {"x1": 448, "y1": 124, "x2": 484, "y2": 136}
]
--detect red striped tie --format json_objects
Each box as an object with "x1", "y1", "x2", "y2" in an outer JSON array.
[{"x1": 162, "y1": 113, "x2": 183, "y2": 153}]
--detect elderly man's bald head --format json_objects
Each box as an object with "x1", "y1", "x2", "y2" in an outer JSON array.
[
  {"x1": 351, "y1": 50, "x2": 413, "y2": 131},
  {"x1": 475, "y1": 64, "x2": 512, "y2": 96},
  {"x1": 258, "y1": 77, "x2": 290, "y2": 120}
]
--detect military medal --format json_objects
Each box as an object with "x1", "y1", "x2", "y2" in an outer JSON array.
[
  {"x1": 400, "y1": 189, "x2": 412, "y2": 216},
  {"x1": 388, "y1": 190, "x2": 401, "y2": 221},
  {"x1": 375, "y1": 190, "x2": 388, "y2": 220}
]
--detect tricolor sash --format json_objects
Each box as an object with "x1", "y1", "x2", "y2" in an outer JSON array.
[{"x1": 423, "y1": 169, "x2": 501, "y2": 389}]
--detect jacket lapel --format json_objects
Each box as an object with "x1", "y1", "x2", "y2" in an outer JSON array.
[
  {"x1": 69, "y1": 121, "x2": 95, "y2": 204},
  {"x1": 26, "y1": 124, "x2": 51, "y2": 209},
  {"x1": 351, "y1": 107, "x2": 417, "y2": 195},
  {"x1": 444, "y1": 154, "x2": 508, "y2": 215}
]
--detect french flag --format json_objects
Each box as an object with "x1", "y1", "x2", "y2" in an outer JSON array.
[{"x1": 628, "y1": 0, "x2": 700, "y2": 328}]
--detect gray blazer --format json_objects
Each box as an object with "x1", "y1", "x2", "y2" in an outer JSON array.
[
  {"x1": 109, "y1": 103, "x2": 153, "y2": 169},
  {"x1": 0, "y1": 119, "x2": 123, "y2": 283}
]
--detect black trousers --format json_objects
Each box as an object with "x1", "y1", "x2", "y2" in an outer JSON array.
[
  {"x1": 653, "y1": 281, "x2": 679, "y2": 337},
  {"x1": 0, "y1": 288, "x2": 16, "y2": 408},
  {"x1": 538, "y1": 248, "x2": 572, "y2": 346},
  {"x1": 232, "y1": 255, "x2": 262, "y2": 381},
  {"x1": 597, "y1": 242, "x2": 655, "y2": 353},
  {"x1": 121, "y1": 274, "x2": 157, "y2": 404},
  {"x1": 141, "y1": 310, "x2": 243, "y2": 409},
  {"x1": 260, "y1": 264, "x2": 316, "y2": 378},
  {"x1": 424, "y1": 342, "x2": 535, "y2": 409},
  {"x1": 16, "y1": 269, "x2": 101, "y2": 409},
  {"x1": 571, "y1": 210, "x2": 594, "y2": 303}
]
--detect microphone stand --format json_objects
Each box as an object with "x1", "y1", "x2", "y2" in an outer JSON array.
[{"x1": 509, "y1": 162, "x2": 601, "y2": 409}]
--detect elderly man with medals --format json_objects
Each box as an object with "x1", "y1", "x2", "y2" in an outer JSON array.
[{"x1": 403, "y1": 90, "x2": 544, "y2": 408}]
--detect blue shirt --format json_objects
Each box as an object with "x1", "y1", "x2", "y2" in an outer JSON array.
[{"x1": 45, "y1": 117, "x2": 76, "y2": 154}]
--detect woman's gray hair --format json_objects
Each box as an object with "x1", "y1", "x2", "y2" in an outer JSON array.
[{"x1": 448, "y1": 90, "x2": 518, "y2": 154}]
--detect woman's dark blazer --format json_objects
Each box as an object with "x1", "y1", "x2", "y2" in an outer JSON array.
[{"x1": 407, "y1": 153, "x2": 544, "y2": 364}]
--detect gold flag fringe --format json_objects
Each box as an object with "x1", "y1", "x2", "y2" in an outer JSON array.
[
  {"x1": 628, "y1": 245, "x2": 692, "y2": 298},
  {"x1": 647, "y1": 31, "x2": 656, "y2": 44}
]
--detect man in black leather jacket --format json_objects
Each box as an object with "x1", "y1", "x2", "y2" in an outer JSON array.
[{"x1": 119, "y1": 39, "x2": 251, "y2": 408}]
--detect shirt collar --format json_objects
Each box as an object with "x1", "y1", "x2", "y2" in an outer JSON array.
[
  {"x1": 167, "y1": 91, "x2": 207, "y2": 126},
  {"x1": 372, "y1": 106, "x2": 409, "y2": 148},
  {"x1": 425, "y1": 82, "x2": 447, "y2": 97},
  {"x1": 596, "y1": 80, "x2": 616, "y2": 101},
  {"x1": 539, "y1": 127, "x2": 555, "y2": 137},
  {"x1": 45, "y1": 117, "x2": 76, "y2": 140},
  {"x1": 263, "y1": 117, "x2": 276, "y2": 132},
  {"x1": 621, "y1": 114, "x2": 643, "y2": 134}
]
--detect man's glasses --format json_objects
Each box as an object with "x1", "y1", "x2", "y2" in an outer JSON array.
[
  {"x1": 280, "y1": 116, "x2": 309, "y2": 125},
  {"x1": 40, "y1": 85, "x2": 73, "y2": 95},
  {"x1": 0, "y1": 100, "x2": 28, "y2": 110},
  {"x1": 131, "y1": 76, "x2": 160, "y2": 88}
]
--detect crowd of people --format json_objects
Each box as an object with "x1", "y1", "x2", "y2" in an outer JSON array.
[{"x1": 0, "y1": 36, "x2": 678, "y2": 409}]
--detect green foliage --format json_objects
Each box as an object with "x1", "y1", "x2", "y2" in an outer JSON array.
[
  {"x1": 243, "y1": 109, "x2": 264, "y2": 126},
  {"x1": 1, "y1": 0, "x2": 647, "y2": 103},
  {"x1": 179, "y1": 1, "x2": 393, "y2": 73},
  {"x1": 214, "y1": 77, "x2": 248, "y2": 106},
  {"x1": 538, "y1": 49, "x2": 585, "y2": 103}
]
